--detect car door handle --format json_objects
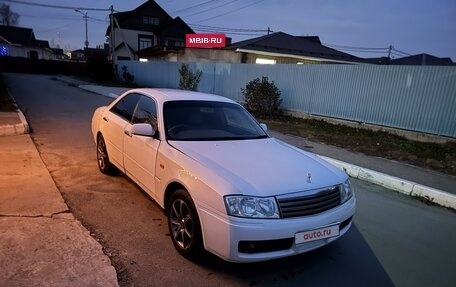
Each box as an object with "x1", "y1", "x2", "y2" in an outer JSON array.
[
  {"x1": 124, "y1": 130, "x2": 132, "y2": 137},
  {"x1": 103, "y1": 116, "x2": 109, "y2": 122}
]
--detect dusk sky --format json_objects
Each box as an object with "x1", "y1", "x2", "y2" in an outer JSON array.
[{"x1": 4, "y1": 0, "x2": 456, "y2": 61}]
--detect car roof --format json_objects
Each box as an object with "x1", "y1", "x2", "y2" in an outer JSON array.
[{"x1": 124, "y1": 88, "x2": 237, "y2": 105}]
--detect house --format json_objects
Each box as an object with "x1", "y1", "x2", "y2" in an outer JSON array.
[
  {"x1": 106, "y1": 0, "x2": 195, "y2": 63},
  {"x1": 51, "y1": 48, "x2": 69, "y2": 60},
  {"x1": 389, "y1": 53, "x2": 454, "y2": 66},
  {"x1": 70, "y1": 49, "x2": 85, "y2": 61},
  {"x1": 224, "y1": 32, "x2": 365, "y2": 64},
  {"x1": 0, "y1": 25, "x2": 53, "y2": 60},
  {"x1": 139, "y1": 32, "x2": 364, "y2": 64}
]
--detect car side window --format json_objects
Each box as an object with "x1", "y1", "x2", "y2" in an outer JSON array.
[
  {"x1": 132, "y1": 96, "x2": 158, "y2": 130},
  {"x1": 110, "y1": 93, "x2": 141, "y2": 122}
]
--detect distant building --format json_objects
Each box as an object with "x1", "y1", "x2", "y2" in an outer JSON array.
[
  {"x1": 140, "y1": 31, "x2": 365, "y2": 64},
  {"x1": 70, "y1": 49, "x2": 85, "y2": 61},
  {"x1": 364, "y1": 53, "x2": 454, "y2": 66},
  {"x1": 224, "y1": 32, "x2": 365, "y2": 64},
  {"x1": 390, "y1": 53, "x2": 454, "y2": 66},
  {"x1": 0, "y1": 25, "x2": 53, "y2": 60},
  {"x1": 50, "y1": 48, "x2": 69, "y2": 60},
  {"x1": 106, "y1": 0, "x2": 194, "y2": 64}
]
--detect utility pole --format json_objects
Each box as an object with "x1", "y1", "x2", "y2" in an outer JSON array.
[
  {"x1": 387, "y1": 45, "x2": 393, "y2": 59},
  {"x1": 74, "y1": 9, "x2": 89, "y2": 49},
  {"x1": 109, "y1": 5, "x2": 114, "y2": 63}
]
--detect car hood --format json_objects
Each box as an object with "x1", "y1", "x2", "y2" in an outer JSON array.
[{"x1": 169, "y1": 138, "x2": 346, "y2": 197}]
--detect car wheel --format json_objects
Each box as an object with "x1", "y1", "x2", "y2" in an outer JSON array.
[
  {"x1": 97, "y1": 135, "x2": 114, "y2": 175},
  {"x1": 167, "y1": 189, "x2": 203, "y2": 260}
]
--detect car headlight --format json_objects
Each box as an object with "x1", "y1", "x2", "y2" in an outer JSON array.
[
  {"x1": 340, "y1": 179, "x2": 354, "y2": 204},
  {"x1": 224, "y1": 195, "x2": 280, "y2": 219}
]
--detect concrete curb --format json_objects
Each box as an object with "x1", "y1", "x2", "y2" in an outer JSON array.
[
  {"x1": 0, "y1": 109, "x2": 30, "y2": 136},
  {"x1": 17, "y1": 107, "x2": 30, "y2": 133},
  {"x1": 319, "y1": 155, "x2": 456, "y2": 210},
  {"x1": 78, "y1": 85, "x2": 126, "y2": 99}
]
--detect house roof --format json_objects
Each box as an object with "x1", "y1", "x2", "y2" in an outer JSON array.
[
  {"x1": 107, "y1": 1, "x2": 194, "y2": 37},
  {"x1": 35, "y1": 39, "x2": 50, "y2": 49},
  {"x1": 226, "y1": 32, "x2": 364, "y2": 63},
  {"x1": 0, "y1": 25, "x2": 36, "y2": 46},
  {"x1": 160, "y1": 17, "x2": 194, "y2": 38},
  {"x1": 114, "y1": 42, "x2": 135, "y2": 53},
  {"x1": 136, "y1": 45, "x2": 185, "y2": 58},
  {"x1": 107, "y1": 0, "x2": 173, "y2": 35},
  {"x1": 390, "y1": 53, "x2": 454, "y2": 66}
]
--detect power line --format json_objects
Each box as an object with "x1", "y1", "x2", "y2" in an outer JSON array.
[
  {"x1": 325, "y1": 42, "x2": 412, "y2": 57},
  {"x1": 192, "y1": 28, "x2": 264, "y2": 36},
  {"x1": 20, "y1": 14, "x2": 81, "y2": 21},
  {"x1": 3, "y1": 0, "x2": 110, "y2": 11},
  {"x1": 325, "y1": 43, "x2": 389, "y2": 51},
  {"x1": 21, "y1": 13, "x2": 107, "y2": 24},
  {"x1": 35, "y1": 21, "x2": 80, "y2": 34},
  {"x1": 170, "y1": 0, "x2": 222, "y2": 14},
  {"x1": 195, "y1": 0, "x2": 266, "y2": 23},
  {"x1": 182, "y1": 0, "x2": 240, "y2": 18},
  {"x1": 392, "y1": 48, "x2": 411, "y2": 56},
  {"x1": 189, "y1": 23, "x2": 268, "y2": 33}
]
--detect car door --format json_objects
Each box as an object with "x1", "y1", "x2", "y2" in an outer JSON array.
[
  {"x1": 123, "y1": 95, "x2": 160, "y2": 197},
  {"x1": 102, "y1": 93, "x2": 141, "y2": 169}
]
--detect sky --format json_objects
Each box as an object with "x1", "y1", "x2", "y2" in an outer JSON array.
[{"x1": 3, "y1": 0, "x2": 456, "y2": 61}]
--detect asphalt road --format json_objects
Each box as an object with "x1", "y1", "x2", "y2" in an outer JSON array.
[{"x1": 6, "y1": 73, "x2": 456, "y2": 287}]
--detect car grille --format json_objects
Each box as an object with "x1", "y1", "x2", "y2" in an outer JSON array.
[{"x1": 277, "y1": 186, "x2": 341, "y2": 218}]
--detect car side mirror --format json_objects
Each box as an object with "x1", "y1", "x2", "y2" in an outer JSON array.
[
  {"x1": 260, "y1": 123, "x2": 268, "y2": 132},
  {"x1": 131, "y1": 123, "x2": 155, "y2": 137}
]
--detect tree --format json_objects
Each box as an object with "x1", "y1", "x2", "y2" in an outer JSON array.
[
  {"x1": 0, "y1": 4, "x2": 20, "y2": 26},
  {"x1": 178, "y1": 63, "x2": 202, "y2": 91}
]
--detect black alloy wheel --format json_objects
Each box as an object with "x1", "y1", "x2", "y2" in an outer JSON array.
[
  {"x1": 167, "y1": 189, "x2": 203, "y2": 260},
  {"x1": 97, "y1": 135, "x2": 114, "y2": 175}
]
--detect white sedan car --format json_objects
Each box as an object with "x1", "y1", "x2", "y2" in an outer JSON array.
[{"x1": 91, "y1": 88, "x2": 356, "y2": 263}]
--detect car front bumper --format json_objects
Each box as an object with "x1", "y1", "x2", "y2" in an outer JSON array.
[{"x1": 199, "y1": 195, "x2": 356, "y2": 263}]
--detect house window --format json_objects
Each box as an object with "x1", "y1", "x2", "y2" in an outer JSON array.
[
  {"x1": 139, "y1": 37, "x2": 153, "y2": 50},
  {"x1": 256, "y1": 58, "x2": 276, "y2": 64},
  {"x1": 143, "y1": 16, "x2": 160, "y2": 25}
]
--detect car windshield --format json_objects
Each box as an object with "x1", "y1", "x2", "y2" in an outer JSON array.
[{"x1": 164, "y1": 100, "x2": 268, "y2": 141}]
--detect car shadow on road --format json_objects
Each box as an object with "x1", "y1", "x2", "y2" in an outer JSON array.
[{"x1": 196, "y1": 224, "x2": 394, "y2": 286}]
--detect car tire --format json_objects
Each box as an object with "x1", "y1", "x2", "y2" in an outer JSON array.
[
  {"x1": 167, "y1": 189, "x2": 204, "y2": 261},
  {"x1": 97, "y1": 135, "x2": 115, "y2": 175}
]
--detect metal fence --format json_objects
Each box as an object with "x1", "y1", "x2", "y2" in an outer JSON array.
[{"x1": 118, "y1": 61, "x2": 456, "y2": 138}]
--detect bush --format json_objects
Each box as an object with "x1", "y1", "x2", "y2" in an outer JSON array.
[
  {"x1": 178, "y1": 63, "x2": 202, "y2": 91},
  {"x1": 242, "y1": 77, "x2": 282, "y2": 116},
  {"x1": 121, "y1": 65, "x2": 135, "y2": 86}
]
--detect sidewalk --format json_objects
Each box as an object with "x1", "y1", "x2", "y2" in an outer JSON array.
[{"x1": 0, "y1": 119, "x2": 118, "y2": 284}]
